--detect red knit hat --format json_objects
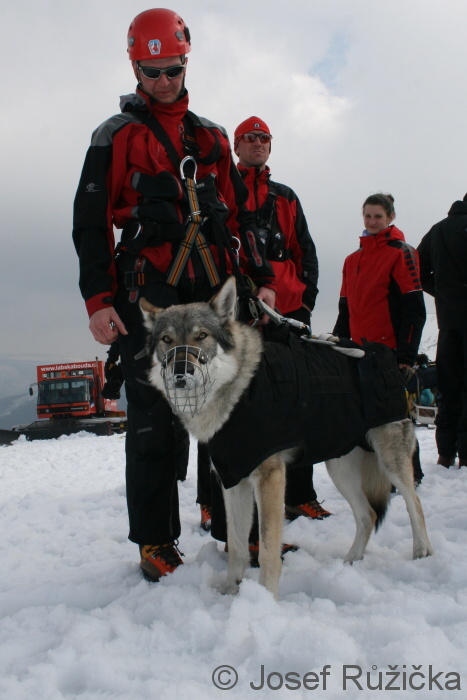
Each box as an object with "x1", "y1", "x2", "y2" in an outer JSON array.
[{"x1": 234, "y1": 116, "x2": 271, "y2": 150}]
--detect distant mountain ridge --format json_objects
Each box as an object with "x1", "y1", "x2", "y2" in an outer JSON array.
[{"x1": 0, "y1": 392, "x2": 37, "y2": 429}]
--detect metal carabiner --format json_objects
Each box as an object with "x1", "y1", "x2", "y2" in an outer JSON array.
[
  {"x1": 231, "y1": 236, "x2": 241, "y2": 264},
  {"x1": 180, "y1": 155, "x2": 197, "y2": 183}
]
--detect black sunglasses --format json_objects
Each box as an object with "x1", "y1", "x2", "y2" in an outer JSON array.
[
  {"x1": 137, "y1": 63, "x2": 185, "y2": 80},
  {"x1": 242, "y1": 132, "x2": 272, "y2": 144}
]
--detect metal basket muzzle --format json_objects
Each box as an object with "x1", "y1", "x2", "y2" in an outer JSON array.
[{"x1": 160, "y1": 345, "x2": 214, "y2": 416}]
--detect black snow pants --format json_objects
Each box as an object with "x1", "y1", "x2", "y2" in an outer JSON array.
[
  {"x1": 115, "y1": 256, "x2": 215, "y2": 545},
  {"x1": 435, "y1": 328, "x2": 467, "y2": 460}
]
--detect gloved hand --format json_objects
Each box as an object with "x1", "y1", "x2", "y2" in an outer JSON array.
[
  {"x1": 131, "y1": 171, "x2": 184, "y2": 200},
  {"x1": 131, "y1": 171, "x2": 186, "y2": 224}
]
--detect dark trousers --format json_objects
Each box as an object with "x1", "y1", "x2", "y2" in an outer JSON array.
[
  {"x1": 198, "y1": 457, "x2": 317, "y2": 542},
  {"x1": 435, "y1": 329, "x2": 467, "y2": 460},
  {"x1": 115, "y1": 259, "x2": 216, "y2": 545}
]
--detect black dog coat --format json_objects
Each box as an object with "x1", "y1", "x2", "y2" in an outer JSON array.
[{"x1": 207, "y1": 332, "x2": 408, "y2": 489}]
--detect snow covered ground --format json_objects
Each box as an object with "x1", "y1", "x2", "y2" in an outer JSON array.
[{"x1": 1, "y1": 428, "x2": 466, "y2": 699}]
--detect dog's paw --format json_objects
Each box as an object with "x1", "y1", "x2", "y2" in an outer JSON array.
[
  {"x1": 219, "y1": 579, "x2": 240, "y2": 596},
  {"x1": 344, "y1": 550, "x2": 364, "y2": 564},
  {"x1": 413, "y1": 545, "x2": 434, "y2": 559}
]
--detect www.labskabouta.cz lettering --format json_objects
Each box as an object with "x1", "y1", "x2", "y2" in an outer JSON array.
[{"x1": 248, "y1": 664, "x2": 461, "y2": 691}]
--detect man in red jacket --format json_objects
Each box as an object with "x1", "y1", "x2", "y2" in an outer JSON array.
[
  {"x1": 198, "y1": 116, "x2": 330, "y2": 545},
  {"x1": 234, "y1": 116, "x2": 330, "y2": 521},
  {"x1": 73, "y1": 9, "x2": 276, "y2": 582}
]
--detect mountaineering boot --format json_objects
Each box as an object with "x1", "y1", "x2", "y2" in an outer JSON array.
[
  {"x1": 199, "y1": 504, "x2": 212, "y2": 532},
  {"x1": 437, "y1": 456, "x2": 456, "y2": 468},
  {"x1": 139, "y1": 542, "x2": 184, "y2": 582},
  {"x1": 285, "y1": 500, "x2": 333, "y2": 521}
]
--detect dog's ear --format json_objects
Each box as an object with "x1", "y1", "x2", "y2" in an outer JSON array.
[
  {"x1": 139, "y1": 297, "x2": 163, "y2": 331},
  {"x1": 210, "y1": 277, "x2": 237, "y2": 325}
]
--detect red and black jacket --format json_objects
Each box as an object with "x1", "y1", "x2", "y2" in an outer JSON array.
[
  {"x1": 333, "y1": 225, "x2": 426, "y2": 365},
  {"x1": 73, "y1": 89, "x2": 275, "y2": 318},
  {"x1": 238, "y1": 165, "x2": 318, "y2": 315}
]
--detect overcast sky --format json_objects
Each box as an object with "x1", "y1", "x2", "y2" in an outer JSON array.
[{"x1": 1, "y1": 0, "x2": 465, "y2": 364}]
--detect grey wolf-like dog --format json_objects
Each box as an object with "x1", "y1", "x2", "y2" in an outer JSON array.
[{"x1": 140, "y1": 277, "x2": 433, "y2": 599}]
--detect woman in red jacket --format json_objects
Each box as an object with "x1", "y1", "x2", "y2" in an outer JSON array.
[
  {"x1": 333, "y1": 193, "x2": 425, "y2": 368},
  {"x1": 333, "y1": 193, "x2": 426, "y2": 484}
]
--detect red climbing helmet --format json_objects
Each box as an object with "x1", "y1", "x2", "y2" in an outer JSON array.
[{"x1": 127, "y1": 9, "x2": 191, "y2": 61}]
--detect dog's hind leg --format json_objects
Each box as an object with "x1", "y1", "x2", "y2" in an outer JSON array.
[
  {"x1": 326, "y1": 447, "x2": 379, "y2": 562},
  {"x1": 367, "y1": 421, "x2": 433, "y2": 559},
  {"x1": 252, "y1": 454, "x2": 286, "y2": 599},
  {"x1": 222, "y1": 477, "x2": 255, "y2": 595}
]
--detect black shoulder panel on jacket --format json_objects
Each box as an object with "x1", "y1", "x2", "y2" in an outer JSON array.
[{"x1": 387, "y1": 239, "x2": 422, "y2": 289}]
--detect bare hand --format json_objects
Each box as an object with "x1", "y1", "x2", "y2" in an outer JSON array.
[
  {"x1": 256, "y1": 286, "x2": 276, "y2": 325},
  {"x1": 89, "y1": 307, "x2": 128, "y2": 345}
]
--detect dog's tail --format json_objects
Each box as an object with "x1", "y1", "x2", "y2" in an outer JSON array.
[{"x1": 360, "y1": 450, "x2": 391, "y2": 532}]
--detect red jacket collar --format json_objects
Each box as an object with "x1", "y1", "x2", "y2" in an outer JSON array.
[
  {"x1": 360, "y1": 225, "x2": 406, "y2": 244},
  {"x1": 238, "y1": 164, "x2": 270, "y2": 185},
  {"x1": 135, "y1": 86, "x2": 189, "y2": 120}
]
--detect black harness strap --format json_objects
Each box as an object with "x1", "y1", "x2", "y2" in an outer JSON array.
[
  {"x1": 256, "y1": 186, "x2": 277, "y2": 233},
  {"x1": 256, "y1": 181, "x2": 291, "y2": 261}
]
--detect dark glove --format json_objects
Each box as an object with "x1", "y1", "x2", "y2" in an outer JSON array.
[
  {"x1": 102, "y1": 362, "x2": 124, "y2": 400},
  {"x1": 131, "y1": 171, "x2": 186, "y2": 226},
  {"x1": 131, "y1": 171, "x2": 184, "y2": 200}
]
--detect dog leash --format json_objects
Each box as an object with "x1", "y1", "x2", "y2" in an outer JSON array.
[{"x1": 254, "y1": 298, "x2": 365, "y2": 358}]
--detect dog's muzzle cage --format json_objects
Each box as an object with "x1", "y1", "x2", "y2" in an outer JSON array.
[{"x1": 160, "y1": 345, "x2": 214, "y2": 416}]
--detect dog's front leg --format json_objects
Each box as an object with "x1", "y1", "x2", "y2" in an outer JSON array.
[
  {"x1": 253, "y1": 455, "x2": 286, "y2": 600},
  {"x1": 222, "y1": 478, "x2": 255, "y2": 595}
]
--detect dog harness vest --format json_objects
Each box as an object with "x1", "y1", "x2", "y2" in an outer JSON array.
[{"x1": 207, "y1": 333, "x2": 408, "y2": 489}]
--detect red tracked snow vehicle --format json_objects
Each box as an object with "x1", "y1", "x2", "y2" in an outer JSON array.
[{"x1": 9, "y1": 360, "x2": 126, "y2": 441}]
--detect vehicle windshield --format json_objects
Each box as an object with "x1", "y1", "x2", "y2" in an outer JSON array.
[{"x1": 38, "y1": 379, "x2": 90, "y2": 405}]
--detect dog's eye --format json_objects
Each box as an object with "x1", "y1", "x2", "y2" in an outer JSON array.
[
  {"x1": 197, "y1": 331, "x2": 208, "y2": 340},
  {"x1": 161, "y1": 335, "x2": 172, "y2": 344}
]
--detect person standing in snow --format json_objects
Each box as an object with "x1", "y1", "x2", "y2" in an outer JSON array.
[
  {"x1": 333, "y1": 193, "x2": 426, "y2": 484},
  {"x1": 233, "y1": 116, "x2": 330, "y2": 522},
  {"x1": 198, "y1": 116, "x2": 330, "y2": 555},
  {"x1": 73, "y1": 8, "x2": 276, "y2": 582},
  {"x1": 417, "y1": 194, "x2": 467, "y2": 469}
]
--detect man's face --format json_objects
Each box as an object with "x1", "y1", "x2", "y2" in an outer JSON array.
[
  {"x1": 134, "y1": 56, "x2": 186, "y2": 104},
  {"x1": 236, "y1": 130, "x2": 271, "y2": 169}
]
